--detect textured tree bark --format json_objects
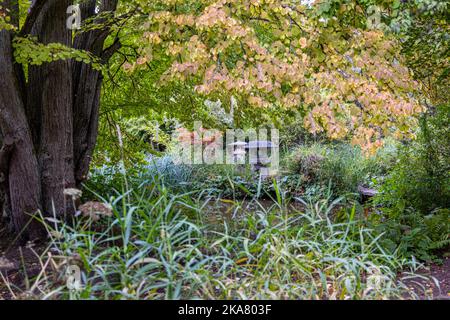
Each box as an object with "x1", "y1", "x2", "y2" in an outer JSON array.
[
  {"x1": 0, "y1": 29, "x2": 43, "y2": 238},
  {"x1": 0, "y1": 0, "x2": 119, "y2": 240},
  {"x1": 35, "y1": 0, "x2": 75, "y2": 218},
  {"x1": 72, "y1": 0, "x2": 118, "y2": 185}
]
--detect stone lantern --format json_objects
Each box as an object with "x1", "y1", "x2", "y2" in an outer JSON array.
[
  {"x1": 228, "y1": 141, "x2": 248, "y2": 163},
  {"x1": 246, "y1": 140, "x2": 276, "y2": 177},
  {"x1": 227, "y1": 141, "x2": 248, "y2": 174}
]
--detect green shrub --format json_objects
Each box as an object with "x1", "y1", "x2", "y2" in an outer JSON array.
[
  {"x1": 145, "y1": 155, "x2": 195, "y2": 189},
  {"x1": 369, "y1": 208, "x2": 450, "y2": 263},
  {"x1": 370, "y1": 105, "x2": 450, "y2": 262},
  {"x1": 284, "y1": 143, "x2": 398, "y2": 196},
  {"x1": 84, "y1": 164, "x2": 133, "y2": 199},
  {"x1": 284, "y1": 143, "x2": 326, "y2": 182},
  {"x1": 376, "y1": 104, "x2": 450, "y2": 214}
]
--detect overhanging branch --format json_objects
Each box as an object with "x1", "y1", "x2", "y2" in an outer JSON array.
[{"x1": 102, "y1": 37, "x2": 121, "y2": 62}]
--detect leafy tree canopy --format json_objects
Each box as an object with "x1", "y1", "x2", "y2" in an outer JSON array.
[
  {"x1": 107, "y1": 0, "x2": 425, "y2": 154},
  {"x1": 5, "y1": 0, "x2": 442, "y2": 155}
]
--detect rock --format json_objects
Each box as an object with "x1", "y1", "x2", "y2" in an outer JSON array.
[{"x1": 357, "y1": 185, "x2": 378, "y2": 197}]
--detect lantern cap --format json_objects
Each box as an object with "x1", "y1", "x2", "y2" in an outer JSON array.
[{"x1": 228, "y1": 141, "x2": 248, "y2": 147}]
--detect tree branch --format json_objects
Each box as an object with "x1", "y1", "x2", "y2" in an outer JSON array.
[
  {"x1": 102, "y1": 37, "x2": 121, "y2": 62},
  {"x1": 19, "y1": 0, "x2": 49, "y2": 37}
]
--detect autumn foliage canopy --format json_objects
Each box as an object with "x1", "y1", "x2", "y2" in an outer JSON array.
[{"x1": 120, "y1": 0, "x2": 424, "y2": 154}]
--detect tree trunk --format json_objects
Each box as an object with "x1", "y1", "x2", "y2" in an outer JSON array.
[
  {"x1": 0, "y1": 29, "x2": 43, "y2": 238},
  {"x1": 0, "y1": 0, "x2": 119, "y2": 240},
  {"x1": 29, "y1": 0, "x2": 75, "y2": 219}
]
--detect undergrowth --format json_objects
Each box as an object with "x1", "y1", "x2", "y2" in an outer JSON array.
[{"x1": 1, "y1": 176, "x2": 435, "y2": 300}]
